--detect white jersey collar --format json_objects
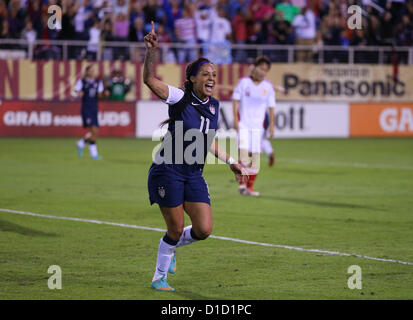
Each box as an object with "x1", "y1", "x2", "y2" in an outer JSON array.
[{"x1": 191, "y1": 91, "x2": 209, "y2": 104}]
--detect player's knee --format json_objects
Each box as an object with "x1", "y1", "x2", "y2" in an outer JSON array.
[
  {"x1": 196, "y1": 226, "x2": 212, "y2": 240},
  {"x1": 168, "y1": 226, "x2": 183, "y2": 241}
]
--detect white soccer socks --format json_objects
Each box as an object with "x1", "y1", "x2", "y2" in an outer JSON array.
[
  {"x1": 89, "y1": 142, "x2": 99, "y2": 158},
  {"x1": 153, "y1": 234, "x2": 177, "y2": 281},
  {"x1": 176, "y1": 225, "x2": 201, "y2": 248}
]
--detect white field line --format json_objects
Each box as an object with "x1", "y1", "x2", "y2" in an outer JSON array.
[
  {"x1": 277, "y1": 158, "x2": 413, "y2": 171},
  {"x1": 1, "y1": 208, "x2": 412, "y2": 266}
]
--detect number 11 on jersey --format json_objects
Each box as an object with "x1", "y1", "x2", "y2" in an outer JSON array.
[{"x1": 199, "y1": 116, "x2": 210, "y2": 134}]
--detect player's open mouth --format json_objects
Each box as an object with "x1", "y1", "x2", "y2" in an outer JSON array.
[{"x1": 205, "y1": 83, "x2": 214, "y2": 94}]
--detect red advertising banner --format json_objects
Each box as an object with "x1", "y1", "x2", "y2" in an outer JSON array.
[{"x1": 0, "y1": 100, "x2": 136, "y2": 137}]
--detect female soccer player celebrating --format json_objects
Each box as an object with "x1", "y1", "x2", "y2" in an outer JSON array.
[{"x1": 143, "y1": 22, "x2": 246, "y2": 292}]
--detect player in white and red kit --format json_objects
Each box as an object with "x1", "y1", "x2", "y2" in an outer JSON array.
[{"x1": 232, "y1": 56, "x2": 275, "y2": 196}]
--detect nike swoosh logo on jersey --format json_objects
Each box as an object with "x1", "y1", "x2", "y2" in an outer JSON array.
[{"x1": 191, "y1": 102, "x2": 201, "y2": 106}]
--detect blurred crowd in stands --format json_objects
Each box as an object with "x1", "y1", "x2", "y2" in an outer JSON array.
[{"x1": 0, "y1": 0, "x2": 412, "y2": 63}]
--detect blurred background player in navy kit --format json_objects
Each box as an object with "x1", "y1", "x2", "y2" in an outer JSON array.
[{"x1": 72, "y1": 64, "x2": 106, "y2": 160}]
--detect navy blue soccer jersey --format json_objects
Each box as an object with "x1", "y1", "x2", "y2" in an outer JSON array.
[
  {"x1": 153, "y1": 87, "x2": 220, "y2": 177},
  {"x1": 148, "y1": 86, "x2": 220, "y2": 207},
  {"x1": 74, "y1": 78, "x2": 104, "y2": 111}
]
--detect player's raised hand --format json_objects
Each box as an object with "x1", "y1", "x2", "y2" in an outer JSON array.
[{"x1": 144, "y1": 21, "x2": 159, "y2": 49}]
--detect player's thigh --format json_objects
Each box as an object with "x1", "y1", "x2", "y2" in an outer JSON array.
[
  {"x1": 250, "y1": 128, "x2": 262, "y2": 154},
  {"x1": 238, "y1": 127, "x2": 249, "y2": 152},
  {"x1": 183, "y1": 201, "x2": 213, "y2": 240},
  {"x1": 91, "y1": 125, "x2": 99, "y2": 135}
]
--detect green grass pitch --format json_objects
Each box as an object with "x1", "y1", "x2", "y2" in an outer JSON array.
[{"x1": 0, "y1": 137, "x2": 412, "y2": 300}]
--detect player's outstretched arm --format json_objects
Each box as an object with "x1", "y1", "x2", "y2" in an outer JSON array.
[
  {"x1": 71, "y1": 79, "x2": 83, "y2": 99},
  {"x1": 209, "y1": 140, "x2": 248, "y2": 184},
  {"x1": 143, "y1": 21, "x2": 169, "y2": 101}
]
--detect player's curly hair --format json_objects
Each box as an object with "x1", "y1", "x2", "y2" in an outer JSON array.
[{"x1": 160, "y1": 57, "x2": 212, "y2": 127}]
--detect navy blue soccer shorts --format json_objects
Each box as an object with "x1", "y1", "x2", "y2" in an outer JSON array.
[
  {"x1": 81, "y1": 109, "x2": 99, "y2": 128},
  {"x1": 147, "y1": 164, "x2": 211, "y2": 208}
]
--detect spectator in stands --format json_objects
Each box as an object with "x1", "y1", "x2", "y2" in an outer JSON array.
[
  {"x1": 407, "y1": 0, "x2": 413, "y2": 20},
  {"x1": 34, "y1": 12, "x2": 60, "y2": 59},
  {"x1": 232, "y1": 7, "x2": 248, "y2": 62},
  {"x1": 7, "y1": 1, "x2": 25, "y2": 39},
  {"x1": 143, "y1": 0, "x2": 164, "y2": 33},
  {"x1": 129, "y1": 0, "x2": 145, "y2": 28},
  {"x1": 74, "y1": 0, "x2": 93, "y2": 41},
  {"x1": 267, "y1": 10, "x2": 294, "y2": 61},
  {"x1": 249, "y1": 0, "x2": 275, "y2": 22},
  {"x1": 163, "y1": 0, "x2": 182, "y2": 40},
  {"x1": 104, "y1": 69, "x2": 132, "y2": 101},
  {"x1": 292, "y1": 6, "x2": 317, "y2": 62},
  {"x1": 0, "y1": 0, "x2": 7, "y2": 21},
  {"x1": 83, "y1": 0, "x2": 97, "y2": 31},
  {"x1": 381, "y1": 10, "x2": 395, "y2": 45},
  {"x1": 366, "y1": 15, "x2": 383, "y2": 46},
  {"x1": 0, "y1": 0, "x2": 412, "y2": 65},
  {"x1": 227, "y1": 0, "x2": 249, "y2": 19},
  {"x1": 30, "y1": 1, "x2": 44, "y2": 39},
  {"x1": 211, "y1": 6, "x2": 232, "y2": 42},
  {"x1": 129, "y1": 16, "x2": 145, "y2": 42},
  {"x1": 101, "y1": 19, "x2": 115, "y2": 42},
  {"x1": 272, "y1": 10, "x2": 294, "y2": 45},
  {"x1": 129, "y1": 16, "x2": 145, "y2": 61},
  {"x1": 195, "y1": 5, "x2": 212, "y2": 44},
  {"x1": 275, "y1": 0, "x2": 301, "y2": 23},
  {"x1": 174, "y1": 5, "x2": 197, "y2": 63},
  {"x1": 114, "y1": 12, "x2": 130, "y2": 40},
  {"x1": 87, "y1": 19, "x2": 101, "y2": 60},
  {"x1": 113, "y1": 0, "x2": 129, "y2": 17},
  {"x1": 156, "y1": 22, "x2": 176, "y2": 63},
  {"x1": 321, "y1": 13, "x2": 344, "y2": 62},
  {"x1": 97, "y1": 1, "x2": 112, "y2": 21},
  {"x1": 387, "y1": 0, "x2": 405, "y2": 22},
  {"x1": 247, "y1": 20, "x2": 266, "y2": 45},
  {"x1": 60, "y1": 0, "x2": 76, "y2": 41},
  {"x1": 0, "y1": 19, "x2": 10, "y2": 40},
  {"x1": 351, "y1": 27, "x2": 371, "y2": 63},
  {"x1": 21, "y1": 19, "x2": 36, "y2": 44},
  {"x1": 101, "y1": 19, "x2": 114, "y2": 60},
  {"x1": 19, "y1": 18, "x2": 36, "y2": 54},
  {"x1": 395, "y1": 13, "x2": 413, "y2": 46}
]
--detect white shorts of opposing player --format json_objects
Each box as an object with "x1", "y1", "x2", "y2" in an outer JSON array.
[{"x1": 238, "y1": 125, "x2": 263, "y2": 155}]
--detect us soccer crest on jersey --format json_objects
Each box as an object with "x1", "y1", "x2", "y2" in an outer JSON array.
[
  {"x1": 158, "y1": 187, "x2": 165, "y2": 198},
  {"x1": 209, "y1": 106, "x2": 215, "y2": 115}
]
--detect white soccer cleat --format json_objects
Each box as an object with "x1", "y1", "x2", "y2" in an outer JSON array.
[
  {"x1": 239, "y1": 184, "x2": 247, "y2": 195},
  {"x1": 246, "y1": 188, "x2": 260, "y2": 196}
]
